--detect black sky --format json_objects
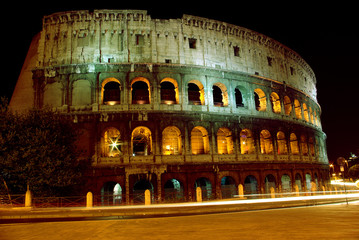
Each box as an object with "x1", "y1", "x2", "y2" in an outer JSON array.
[{"x1": 2, "y1": 2, "x2": 358, "y2": 163}]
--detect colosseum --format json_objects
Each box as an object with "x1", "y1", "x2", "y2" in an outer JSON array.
[{"x1": 10, "y1": 9, "x2": 329, "y2": 204}]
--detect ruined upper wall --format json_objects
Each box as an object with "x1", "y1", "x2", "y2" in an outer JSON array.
[{"x1": 37, "y1": 9, "x2": 317, "y2": 100}]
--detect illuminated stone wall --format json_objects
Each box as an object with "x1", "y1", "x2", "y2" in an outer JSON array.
[{"x1": 10, "y1": 10, "x2": 329, "y2": 203}]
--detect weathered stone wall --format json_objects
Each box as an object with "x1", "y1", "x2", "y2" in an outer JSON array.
[{"x1": 37, "y1": 10, "x2": 317, "y2": 100}]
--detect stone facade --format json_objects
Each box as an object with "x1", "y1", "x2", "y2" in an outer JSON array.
[{"x1": 10, "y1": 10, "x2": 328, "y2": 204}]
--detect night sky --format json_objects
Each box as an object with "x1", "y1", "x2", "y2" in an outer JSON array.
[{"x1": 2, "y1": 2, "x2": 358, "y2": 163}]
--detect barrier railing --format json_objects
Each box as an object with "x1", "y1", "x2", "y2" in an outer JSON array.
[{"x1": 1, "y1": 189, "x2": 358, "y2": 209}]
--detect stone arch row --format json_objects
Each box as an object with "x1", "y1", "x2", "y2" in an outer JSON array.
[
  {"x1": 100, "y1": 124, "x2": 325, "y2": 159},
  {"x1": 97, "y1": 170, "x2": 325, "y2": 205},
  {"x1": 44, "y1": 75, "x2": 320, "y2": 126}
]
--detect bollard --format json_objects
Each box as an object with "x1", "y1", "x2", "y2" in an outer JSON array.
[
  {"x1": 238, "y1": 184, "x2": 244, "y2": 199},
  {"x1": 196, "y1": 187, "x2": 202, "y2": 202},
  {"x1": 311, "y1": 182, "x2": 317, "y2": 195},
  {"x1": 86, "y1": 192, "x2": 93, "y2": 208},
  {"x1": 25, "y1": 189, "x2": 32, "y2": 208},
  {"x1": 270, "y1": 187, "x2": 275, "y2": 198},
  {"x1": 145, "y1": 189, "x2": 151, "y2": 205},
  {"x1": 294, "y1": 185, "x2": 300, "y2": 197}
]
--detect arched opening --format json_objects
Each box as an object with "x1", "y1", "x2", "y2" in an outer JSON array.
[
  {"x1": 254, "y1": 88, "x2": 266, "y2": 111},
  {"x1": 264, "y1": 174, "x2": 276, "y2": 194},
  {"x1": 162, "y1": 126, "x2": 182, "y2": 155},
  {"x1": 132, "y1": 127, "x2": 152, "y2": 156},
  {"x1": 281, "y1": 174, "x2": 292, "y2": 193},
  {"x1": 103, "y1": 82, "x2": 121, "y2": 105},
  {"x1": 277, "y1": 131, "x2": 288, "y2": 155},
  {"x1": 101, "y1": 182, "x2": 122, "y2": 206},
  {"x1": 240, "y1": 129, "x2": 255, "y2": 154},
  {"x1": 270, "y1": 92, "x2": 281, "y2": 114},
  {"x1": 295, "y1": 173, "x2": 303, "y2": 192},
  {"x1": 188, "y1": 81, "x2": 205, "y2": 105},
  {"x1": 133, "y1": 180, "x2": 154, "y2": 204},
  {"x1": 294, "y1": 99, "x2": 302, "y2": 119},
  {"x1": 244, "y1": 175, "x2": 258, "y2": 195},
  {"x1": 305, "y1": 173, "x2": 312, "y2": 191},
  {"x1": 160, "y1": 79, "x2": 178, "y2": 104},
  {"x1": 260, "y1": 130, "x2": 273, "y2": 154},
  {"x1": 283, "y1": 96, "x2": 292, "y2": 115},
  {"x1": 164, "y1": 179, "x2": 184, "y2": 203},
  {"x1": 290, "y1": 133, "x2": 299, "y2": 155},
  {"x1": 303, "y1": 103, "x2": 309, "y2": 122},
  {"x1": 72, "y1": 80, "x2": 91, "y2": 106},
  {"x1": 217, "y1": 127, "x2": 233, "y2": 154},
  {"x1": 194, "y1": 177, "x2": 212, "y2": 201},
  {"x1": 191, "y1": 126, "x2": 210, "y2": 154},
  {"x1": 132, "y1": 79, "x2": 150, "y2": 104},
  {"x1": 102, "y1": 127, "x2": 122, "y2": 157},
  {"x1": 235, "y1": 88, "x2": 244, "y2": 107},
  {"x1": 213, "y1": 85, "x2": 223, "y2": 106},
  {"x1": 212, "y1": 83, "x2": 228, "y2": 107},
  {"x1": 309, "y1": 137, "x2": 315, "y2": 156},
  {"x1": 300, "y1": 135, "x2": 309, "y2": 156},
  {"x1": 221, "y1": 176, "x2": 237, "y2": 199}
]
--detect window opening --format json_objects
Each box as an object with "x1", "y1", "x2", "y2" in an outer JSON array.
[
  {"x1": 188, "y1": 83, "x2": 201, "y2": 105},
  {"x1": 189, "y1": 38, "x2": 197, "y2": 49},
  {"x1": 235, "y1": 88, "x2": 244, "y2": 107},
  {"x1": 213, "y1": 85, "x2": 223, "y2": 107},
  {"x1": 160, "y1": 81, "x2": 176, "y2": 104},
  {"x1": 103, "y1": 81, "x2": 121, "y2": 105},
  {"x1": 132, "y1": 81, "x2": 150, "y2": 104}
]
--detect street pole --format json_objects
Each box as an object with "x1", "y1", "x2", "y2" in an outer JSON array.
[{"x1": 337, "y1": 157, "x2": 348, "y2": 205}]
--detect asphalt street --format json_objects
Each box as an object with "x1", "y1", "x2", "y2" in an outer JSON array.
[{"x1": 1, "y1": 202, "x2": 358, "y2": 240}]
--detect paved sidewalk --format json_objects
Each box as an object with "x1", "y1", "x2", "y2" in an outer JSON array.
[{"x1": 1, "y1": 194, "x2": 359, "y2": 223}]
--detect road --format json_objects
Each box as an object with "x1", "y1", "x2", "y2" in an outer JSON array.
[{"x1": 1, "y1": 202, "x2": 358, "y2": 240}]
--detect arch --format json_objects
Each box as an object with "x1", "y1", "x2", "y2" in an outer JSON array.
[
  {"x1": 290, "y1": 133, "x2": 299, "y2": 155},
  {"x1": 102, "y1": 127, "x2": 122, "y2": 157},
  {"x1": 309, "y1": 107, "x2": 314, "y2": 124},
  {"x1": 101, "y1": 78, "x2": 121, "y2": 105},
  {"x1": 163, "y1": 179, "x2": 184, "y2": 203},
  {"x1": 244, "y1": 175, "x2": 258, "y2": 194},
  {"x1": 294, "y1": 99, "x2": 302, "y2": 119},
  {"x1": 260, "y1": 130, "x2": 273, "y2": 154},
  {"x1": 264, "y1": 174, "x2": 276, "y2": 194},
  {"x1": 131, "y1": 77, "x2": 150, "y2": 104},
  {"x1": 221, "y1": 176, "x2": 237, "y2": 199},
  {"x1": 188, "y1": 80, "x2": 205, "y2": 105},
  {"x1": 194, "y1": 177, "x2": 212, "y2": 201},
  {"x1": 309, "y1": 137, "x2": 315, "y2": 156},
  {"x1": 300, "y1": 135, "x2": 309, "y2": 156},
  {"x1": 217, "y1": 127, "x2": 234, "y2": 154},
  {"x1": 305, "y1": 173, "x2": 312, "y2": 191},
  {"x1": 101, "y1": 182, "x2": 122, "y2": 206},
  {"x1": 212, "y1": 82, "x2": 228, "y2": 107},
  {"x1": 72, "y1": 80, "x2": 91, "y2": 106},
  {"x1": 303, "y1": 103, "x2": 309, "y2": 122},
  {"x1": 43, "y1": 82, "x2": 62, "y2": 107},
  {"x1": 162, "y1": 126, "x2": 182, "y2": 155},
  {"x1": 132, "y1": 126, "x2": 152, "y2": 156},
  {"x1": 235, "y1": 88, "x2": 244, "y2": 107},
  {"x1": 295, "y1": 173, "x2": 303, "y2": 191},
  {"x1": 240, "y1": 129, "x2": 255, "y2": 154},
  {"x1": 191, "y1": 126, "x2": 210, "y2": 154},
  {"x1": 283, "y1": 96, "x2": 292, "y2": 115},
  {"x1": 281, "y1": 174, "x2": 292, "y2": 193},
  {"x1": 133, "y1": 179, "x2": 154, "y2": 204},
  {"x1": 160, "y1": 78, "x2": 179, "y2": 104},
  {"x1": 270, "y1": 92, "x2": 281, "y2": 114},
  {"x1": 254, "y1": 88, "x2": 266, "y2": 111},
  {"x1": 276, "y1": 131, "x2": 288, "y2": 155}
]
